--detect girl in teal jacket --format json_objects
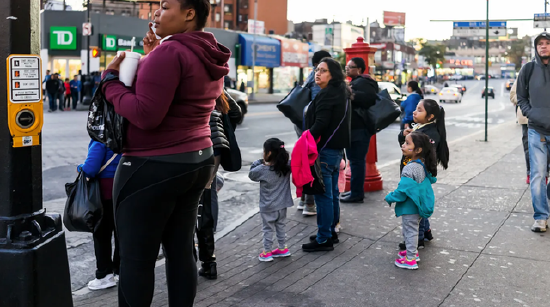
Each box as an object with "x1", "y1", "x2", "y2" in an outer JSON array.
[{"x1": 385, "y1": 132, "x2": 437, "y2": 270}]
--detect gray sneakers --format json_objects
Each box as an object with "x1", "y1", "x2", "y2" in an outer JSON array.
[
  {"x1": 296, "y1": 200, "x2": 305, "y2": 210},
  {"x1": 531, "y1": 220, "x2": 548, "y2": 232},
  {"x1": 303, "y1": 204, "x2": 317, "y2": 216}
]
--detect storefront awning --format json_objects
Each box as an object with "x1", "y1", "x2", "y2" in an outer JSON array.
[{"x1": 239, "y1": 34, "x2": 281, "y2": 68}]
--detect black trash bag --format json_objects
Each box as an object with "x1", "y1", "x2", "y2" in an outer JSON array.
[
  {"x1": 63, "y1": 172, "x2": 103, "y2": 233},
  {"x1": 87, "y1": 73, "x2": 125, "y2": 153},
  {"x1": 361, "y1": 89, "x2": 401, "y2": 135},
  {"x1": 277, "y1": 84, "x2": 312, "y2": 127}
]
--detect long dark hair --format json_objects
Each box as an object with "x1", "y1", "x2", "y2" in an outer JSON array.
[
  {"x1": 422, "y1": 99, "x2": 449, "y2": 169},
  {"x1": 409, "y1": 131, "x2": 438, "y2": 177},
  {"x1": 408, "y1": 81, "x2": 424, "y2": 98},
  {"x1": 319, "y1": 57, "x2": 352, "y2": 98},
  {"x1": 264, "y1": 138, "x2": 290, "y2": 177}
]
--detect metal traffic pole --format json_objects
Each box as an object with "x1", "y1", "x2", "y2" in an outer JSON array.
[
  {"x1": 484, "y1": 0, "x2": 489, "y2": 142},
  {"x1": 250, "y1": 0, "x2": 258, "y2": 100}
]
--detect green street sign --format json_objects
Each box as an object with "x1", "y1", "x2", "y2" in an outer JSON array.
[
  {"x1": 325, "y1": 28, "x2": 333, "y2": 35},
  {"x1": 103, "y1": 35, "x2": 117, "y2": 51},
  {"x1": 50, "y1": 26, "x2": 77, "y2": 50}
]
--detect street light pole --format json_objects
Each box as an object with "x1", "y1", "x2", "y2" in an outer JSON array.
[
  {"x1": 86, "y1": 0, "x2": 90, "y2": 75},
  {"x1": 545, "y1": 0, "x2": 548, "y2": 31},
  {"x1": 484, "y1": 0, "x2": 489, "y2": 142},
  {"x1": 250, "y1": 0, "x2": 257, "y2": 99}
]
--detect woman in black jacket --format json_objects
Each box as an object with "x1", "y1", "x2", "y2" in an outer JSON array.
[
  {"x1": 302, "y1": 57, "x2": 351, "y2": 253},
  {"x1": 341, "y1": 57, "x2": 379, "y2": 203},
  {"x1": 196, "y1": 90, "x2": 242, "y2": 280}
]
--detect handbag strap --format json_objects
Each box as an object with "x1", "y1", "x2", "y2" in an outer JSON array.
[
  {"x1": 98, "y1": 154, "x2": 118, "y2": 175},
  {"x1": 320, "y1": 99, "x2": 349, "y2": 152}
]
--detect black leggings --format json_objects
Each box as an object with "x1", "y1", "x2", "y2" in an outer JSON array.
[{"x1": 113, "y1": 152, "x2": 214, "y2": 307}]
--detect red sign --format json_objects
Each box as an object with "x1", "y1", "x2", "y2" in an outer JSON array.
[
  {"x1": 383, "y1": 11, "x2": 406, "y2": 27},
  {"x1": 447, "y1": 59, "x2": 473, "y2": 67},
  {"x1": 279, "y1": 38, "x2": 309, "y2": 67}
]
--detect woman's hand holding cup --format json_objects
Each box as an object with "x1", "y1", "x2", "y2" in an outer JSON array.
[{"x1": 107, "y1": 51, "x2": 126, "y2": 72}]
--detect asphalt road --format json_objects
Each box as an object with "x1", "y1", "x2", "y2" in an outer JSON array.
[{"x1": 41, "y1": 79, "x2": 515, "y2": 234}]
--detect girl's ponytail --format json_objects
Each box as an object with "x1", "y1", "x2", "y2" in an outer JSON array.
[
  {"x1": 264, "y1": 138, "x2": 290, "y2": 177},
  {"x1": 435, "y1": 106, "x2": 449, "y2": 169}
]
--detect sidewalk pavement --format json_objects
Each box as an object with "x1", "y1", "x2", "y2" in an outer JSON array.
[
  {"x1": 248, "y1": 93, "x2": 287, "y2": 104},
  {"x1": 70, "y1": 120, "x2": 550, "y2": 307}
]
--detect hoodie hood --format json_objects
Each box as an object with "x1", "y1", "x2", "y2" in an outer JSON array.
[
  {"x1": 166, "y1": 32, "x2": 231, "y2": 80},
  {"x1": 534, "y1": 32, "x2": 550, "y2": 67}
]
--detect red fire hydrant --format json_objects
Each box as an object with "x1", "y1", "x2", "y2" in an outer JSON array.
[{"x1": 343, "y1": 37, "x2": 383, "y2": 192}]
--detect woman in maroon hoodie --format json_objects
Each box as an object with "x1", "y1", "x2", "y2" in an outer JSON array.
[{"x1": 103, "y1": 0, "x2": 230, "y2": 306}]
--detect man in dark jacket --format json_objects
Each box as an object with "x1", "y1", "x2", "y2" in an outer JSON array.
[
  {"x1": 517, "y1": 32, "x2": 550, "y2": 233},
  {"x1": 341, "y1": 57, "x2": 379, "y2": 203},
  {"x1": 45, "y1": 73, "x2": 62, "y2": 112}
]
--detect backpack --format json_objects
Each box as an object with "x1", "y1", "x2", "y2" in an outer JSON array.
[{"x1": 522, "y1": 61, "x2": 536, "y2": 91}]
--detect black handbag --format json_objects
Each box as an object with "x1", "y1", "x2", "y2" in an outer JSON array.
[
  {"x1": 63, "y1": 172, "x2": 103, "y2": 233},
  {"x1": 277, "y1": 83, "x2": 312, "y2": 127},
  {"x1": 361, "y1": 89, "x2": 401, "y2": 135},
  {"x1": 302, "y1": 99, "x2": 349, "y2": 195},
  {"x1": 87, "y1": 73, "x2": 126, "y2": 153}
]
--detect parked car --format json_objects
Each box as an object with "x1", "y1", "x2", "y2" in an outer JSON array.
[
  {"x1": 450, "y1": 74, "x2": 464, "y2": 80},
  {"x1": 450, "y1": 84, "x2": 467, "y2": 94},
  {"x1": 505, "y1": 79, "x2": 514, "y2": 91},
  {"x1": 438, "y1": 87, "x2": 462, "y2": 103},
  {"x1": 378, "y1": 82, "x2": 406, "y2": 106},
  {"x1": 482, "y1": 87, "x2": 495, "y2": 99},
  {"x1": 226, "y1": 88, "x2": 248, "y2": 124},
  {"x1": 424, "y1": 85, "x2": 439, "y2": 95}
]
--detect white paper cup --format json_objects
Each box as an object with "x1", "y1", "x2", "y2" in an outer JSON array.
[{"x1": 117, "y1": 51, "x2": 141, "y2": 87}]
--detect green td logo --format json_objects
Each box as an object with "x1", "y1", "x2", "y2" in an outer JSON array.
[
  {"x1": 103, "y1": 35, "x2": 117, "y2": 51},
  {"x1": 50, "y1": 26, "x2": 77, "y2": 50}
]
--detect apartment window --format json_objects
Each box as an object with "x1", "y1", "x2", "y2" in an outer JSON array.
[
  {"x1": 240, "y1": 1, "x2": 248, "y2": 9},
  {"x1": 215, "y1": 13, "x2": 221, "y2": 22},
  {"x1": 225, "y1": 21, "x2": 233, "y2": 29},
  {"x1": 239, "y1": 14, "x2": 248, "y2": 22},
  {"x1": 148, "y1": 12, "x2": 152, "y2": 20},
  {"x1": 224, "y1": 4, "x2": 233, "y2": 14},
  {"x1": 375, "y1": 50, "x2": 382, "y2": 63}
]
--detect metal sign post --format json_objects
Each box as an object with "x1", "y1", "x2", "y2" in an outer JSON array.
[
  {"x1": 534, "y1": 13, "x2": 550, "y2": 29},
  {"x1": 484, "y1": 0, "x2": 489, "y2": 142}
]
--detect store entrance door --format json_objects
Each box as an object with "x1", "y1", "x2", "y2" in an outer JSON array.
[{"x1": 51, "y1": 57, "x2": 81, "y2": 80}]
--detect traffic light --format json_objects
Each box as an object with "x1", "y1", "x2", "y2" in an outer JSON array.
[{"x1": 91, "y1": 47, "x2": 100, "y2": 58}]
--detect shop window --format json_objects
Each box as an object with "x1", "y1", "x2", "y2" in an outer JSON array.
[{"x1": 374, "y1": 50, "x2": 382, "y2": 63}]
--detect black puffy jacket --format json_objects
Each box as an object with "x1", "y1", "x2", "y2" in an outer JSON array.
[{"x1": 210, "y1": 90, "x2": 242, "y2": 150}]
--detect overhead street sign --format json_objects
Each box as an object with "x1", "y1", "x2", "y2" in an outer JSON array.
[
  {"x1": 534, "y1": 13, "x2": 550, "y2": 28},
  {"x1": 453, "y1": 21, "x2": 507, "y2": 38}
]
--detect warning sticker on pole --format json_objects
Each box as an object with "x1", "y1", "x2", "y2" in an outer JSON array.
[{"x1": 7, "y1": 55, "x2": 42, "y2": 103}]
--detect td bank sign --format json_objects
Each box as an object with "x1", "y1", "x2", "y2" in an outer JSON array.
[
  {"x1": 50, "y1": 26, "x2": 77, "y2": 50},
  {"x1": 103, "y1": 34, "x2": 144, "y2": 54}
]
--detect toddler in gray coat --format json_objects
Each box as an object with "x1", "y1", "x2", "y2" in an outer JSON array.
[{"x1": 249, "y1": 138, "x2": 294, "y2": 262}]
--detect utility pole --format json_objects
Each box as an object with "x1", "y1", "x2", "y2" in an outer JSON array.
[
  {"x1": 332, "y1": 16, "x2": 335, "y2": 55},
  {"x1": 0, "y1": 0, "x2": 73, "y2": 306},
  {"x1": 545, "y1": 0, "x2": 548, "y2": 31},
  {"x1": 250, "y1": 0, "x2": 258, "y2": 99},
  {"x1": 86, "y1": 0, "x2": 90, "y2": 75},
  {"x1": 484, "y1": 0, "x2": 489, "y2": 142}
]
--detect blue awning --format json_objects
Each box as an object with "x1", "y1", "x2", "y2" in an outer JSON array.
[{"x1": 239, "y1": 34, "x2": 281, "y2": 68}]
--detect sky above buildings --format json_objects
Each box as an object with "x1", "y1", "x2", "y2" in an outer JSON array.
[{"x1": 65, "y1": 0, "x2": 545, "y2": 40}]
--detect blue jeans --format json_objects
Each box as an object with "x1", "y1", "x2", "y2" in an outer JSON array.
[
  {"x1": 346, "y1": 129, "x2": 371, "y2": 199},
  {"x1": 314, "y1": 148, "x2": 343, "y2": 243},
  {"x1": 47, "y1": 92, "x2": 59, "y2": 111},
  {"x1": 418, "y1": 218, "x2": 431, "y2": 240},
  {"x1": 528, "y1": 129, "x2": 550, "y2": 220}
]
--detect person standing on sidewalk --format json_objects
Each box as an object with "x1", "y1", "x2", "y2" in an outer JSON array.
[
  {"x1": 400, "y1": 81, "x2": 423, "y2": 130},
  {"x1": 386, "y1": 132, "x2": 436, "y2": 270},
  {"x1": 78, "y1": 140, "x2": 121, "y2": 291},
  {"x1": 302, "y1": 57, "x2": 351, "y2": 252},
  {"x1": 45, "y1": 73, "x2": 61, "y2": 112},
  {"x1": 340, "y1": 57, "x2": 378, "y2": 204},
  {"x1": 517, "y1": 32, "x2": 550, "y2": 233},
  {"x1": 102, "y1": 0, "x2": 230, "y2": 305},
  {"x1": 63, "y1": 78, "x2": 72, "y2": 111},
  {"x1": 249, "y1": 138, "x2": 293, "y2": 262},
  {"x1": 70, "y1": 75, "x2": 81, "y2": 110},
  {"x1": 296, "y1": 50, "x2": 332, "y2": 216}
]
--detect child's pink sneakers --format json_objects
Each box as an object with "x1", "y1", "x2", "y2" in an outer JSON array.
[
  {"x1": 271, "y1": 247, "x2": 291, "y2": 258},
  {"x1": 398, "y1": 250, "x2": 420, "y2": 262},
  {"x1": 259, "y1": 251, "x2": 273, "y2": 262},
  {"x1": 395, "y1": 256, "x2": 418, "y2": 270}
]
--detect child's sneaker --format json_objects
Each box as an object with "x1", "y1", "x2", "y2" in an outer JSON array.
[
  {"x1": 395, "y1": 256, "x2": 418, "y2": 270},
  {"x1": 259, "y1": 251, "x2": 273, "y2": 262},
  {"x1": 398, "y1": 250, "x2": 420, "y2": 261},
  {"x1": 424, "y1": 229, "x2": 434, "y2": 241},
  {"x1": 272, "y1": 247, "x2": 291, "y2": 258}
]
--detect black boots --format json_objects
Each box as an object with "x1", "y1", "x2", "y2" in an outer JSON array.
[
  {"x1": 197, "y1": 189, "x2": 217, "y2": 279},
  {"x1": 198, "y1": 262, "x2": 217, "y2": 280}
]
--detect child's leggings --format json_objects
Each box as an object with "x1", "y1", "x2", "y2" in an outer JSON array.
[
  {"x1": 260, "y1": 208, "x2": 287, "y2": 252},
  {"x1": 402, "y1": 214, "x2": 421, "y2": 259}
]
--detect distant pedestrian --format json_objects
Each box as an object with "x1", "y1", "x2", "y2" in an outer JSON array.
[
  {"x1": 63, "y1": 78, "x2": 71, "y2": 110},
  {"x1": 295, "y1": 50, "x2": 331, "y2": 216},
  {"x1": 77, "y1": 140, "x2": 121, "y2": 291},
  {"x1": 341, "y1": 57, "x2": 378, "y2": 204},
  {"x1": 400, "y1": 81, "x2": 423, "y2": 130},
  {"x1": 385, "y1": 132, "x2": 437, "y2": 270},
  {"x1": 45, "y1": 73, "x2": 61, "y2": 112},
  {"x1": 70, "y1": 75, "x2": 81, "y2": 110},
  {"x1": 42, "y1": 69, "x2": 51, "y2": 98},
  {"x1": 58, "y1": 76, "x2": 65, "y2": 111},
  {"x1": 398, "y1": 99, "x2": 449, "y2": 249},
  {"x1": 517, "y1": 32, "x2": 550, "y2": 232},
  {"x1": 249, "y1": 138, "x2": 293, "y2": 262},
  {"x1": 301, "y1": 57, "x2": 351, "y2": 253},
  {"x1": 239, "y1": 80, "x2": 245, "y2": 93}
]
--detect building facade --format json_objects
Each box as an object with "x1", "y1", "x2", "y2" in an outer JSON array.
[{"x1": 311, "y1": 22, "x2": 365, "y2": 53}]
